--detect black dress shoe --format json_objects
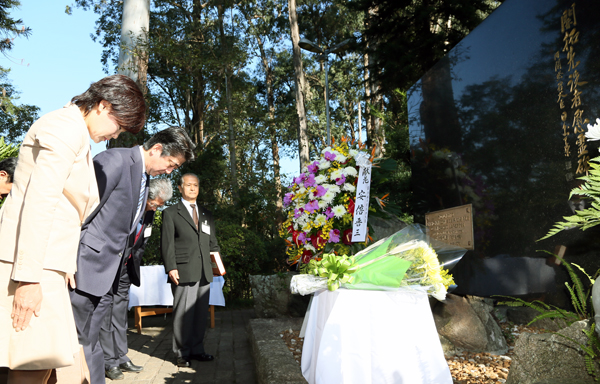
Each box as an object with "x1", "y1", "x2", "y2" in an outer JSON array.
[
  {"x1": 119, "y1": 361, "x2": 143, "y2": 372},
  {"x1": 105, "y1": 367, "x2": 124, "y2": 380},
  {"x1": 176, "y1": 357, "x2": 190, "y2": 367},
  {"x1": 190, "y1": 353, "x2": 214, "y2": 362}
]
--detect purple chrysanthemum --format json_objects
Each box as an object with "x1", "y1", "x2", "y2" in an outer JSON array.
[
  {"x1": 307, "y1": 161, "x2": 320, "y2": 174},
  {"x1": 304, "y1": 174, "x2": 316, "y2": 188},
  {"x1": 283, "y1": 192, "x2": 294, "y2": 206},
  {"x1": 305, "y1": 200, "x2": 319, "y2": 213},
  {"x1": 324, "y1": 207, "x2": 335, "y2": 219},
  {"x1": 315, "y1": 185, "x2": 328, "y2": 197},
  {"x1": 329, "y1": 229, "x2": 340, "y2": 243}
]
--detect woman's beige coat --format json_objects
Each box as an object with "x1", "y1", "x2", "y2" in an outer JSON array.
[{"x1": 0, "y1": 103, "x2": 99, "y2": 281}]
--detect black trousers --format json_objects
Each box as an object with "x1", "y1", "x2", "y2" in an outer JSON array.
[
  {"x1": 170, "y1": 275, "x2": 210, "y2": 358},
  {"x1": 70, "y1": 288, "x2": 112, "y2": 384},
  {"x1": 99, "y1": 262, "x2": 132, "y2": 370}
]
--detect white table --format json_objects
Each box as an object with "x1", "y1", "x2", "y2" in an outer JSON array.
[
  {"x1": 301, "y1": 288, "x2": 452, "y2": 384},
  {"x1": 129, "y1": 265, "x2": 225, "y2": 332}
]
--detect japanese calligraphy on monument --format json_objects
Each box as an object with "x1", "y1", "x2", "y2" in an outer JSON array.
[
  {"x1": 554, "y1": 2, "x2": 590, "y2": 176},
  {"x1": 425, "y1": 204, "x2": 474, "y2": 250}
]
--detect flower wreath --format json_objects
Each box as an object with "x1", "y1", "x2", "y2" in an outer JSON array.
[{"x1": 280, "y1": 138, "x2": 375, "y2": 271}]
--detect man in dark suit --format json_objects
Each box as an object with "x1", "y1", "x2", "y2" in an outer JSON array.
[
  {"x1": 71, "y1": 127, "x2": 195, "y2": 384},
  {"x1": 161, "y1": 173, "x2": 220, "y2": 367},
  {"x1": 100, "y1": 178, "x2": 173, "y2": 380}
]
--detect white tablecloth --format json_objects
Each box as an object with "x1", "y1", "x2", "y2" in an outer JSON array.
[
  {"x1": 301, "y1": 289, "x2": 452, "y2": 384},
  {"x1": 128, "y1": 265, "x2": 226, "y2": 310}
]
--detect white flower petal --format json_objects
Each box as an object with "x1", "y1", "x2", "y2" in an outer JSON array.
[
  {"x1": 344, "y1": 166, "x2": 358, "y2": 177},
  {"x1": 343, "y1": 183, "x2": 356, "y2": 192},
  {"x1": 586, "y1": 119, "x2": 600, "y2": 141},
  {"x1": 319, "y1": 160, "x2": 331, "y2": 170}
]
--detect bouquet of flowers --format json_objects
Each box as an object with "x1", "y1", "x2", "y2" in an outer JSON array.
[
  {"x1": 290, "y1": 224, "x2": 466, "y2": 300},
  {"x1": 280, "y1": 138, "x2": 373, "y2": 270}
]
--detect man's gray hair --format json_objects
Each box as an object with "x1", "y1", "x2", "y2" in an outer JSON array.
[{"x1": 148, "y1": 178, "x2": 173, "y2": 202}]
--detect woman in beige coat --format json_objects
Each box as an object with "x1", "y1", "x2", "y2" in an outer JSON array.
[{"x1": 0, "y1": 75, "x2": 146, "y2": 383}]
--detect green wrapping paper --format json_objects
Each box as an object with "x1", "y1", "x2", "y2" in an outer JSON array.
[
  {"x1": 345, "y1": 237, "x2": 417, "y2": 290},
  {"x1": 348, "y1": 256, "x2": 413, "y2": 290},
  {"x1": 297, "y1": 224, "x2": 465, "y2": 299}
]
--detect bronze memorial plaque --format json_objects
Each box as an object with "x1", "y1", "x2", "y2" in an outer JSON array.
[{"x1": 425, "y1": 204, "x2": 474, "y2": 250}]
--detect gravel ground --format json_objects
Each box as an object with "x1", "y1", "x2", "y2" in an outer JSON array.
[{"x1": 280, "y1": 322, "x2": 552, "y2": 384}]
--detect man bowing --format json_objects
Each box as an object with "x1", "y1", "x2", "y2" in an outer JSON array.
[
  {"x1": 161, "y1": 173, "x2": 220, "y2": 367},
  {"x1": 72, "y1": 127, "x2": 195, "y2": 384}
]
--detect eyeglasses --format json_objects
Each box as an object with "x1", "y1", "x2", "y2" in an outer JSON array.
[{"x1": 148, "y1": 201, "x2": 164, "y2": 209}]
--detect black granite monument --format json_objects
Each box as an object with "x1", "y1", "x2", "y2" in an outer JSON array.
[{"x1": 409, "y1": 0, "x2": 600, "y2": 298}]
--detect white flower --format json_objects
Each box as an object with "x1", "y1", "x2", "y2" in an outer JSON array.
[
  {"x1": 321, "y1": 190, "x2": 336, "y2": 204},
  {"x1": 314, "y1": 214, "x2": 327, "y2": 226},
  {"x1": 305, "y1": 243, "x2": 316, "y2": 252},
  {"x1": 298, "y1": 187, "x2": 306, "y2": 195},
  {"x1": 302, "y1": 222, "x2": 311, "y2": 232},
  {"x1": 297, "y1": 213, "x2": 309, "y2": 225},
  {"x1": 342, "y1": 183, "x2": 356, "y2": 192},
  {"x1": 315, "y1": 175, "x2": 327, "y2": 184},
  {"x1": 308, "y1": 192, "x2": 315, "y2": 200},
  {"x1": 318, "y1": 199, "x2": 329, "y2": 209},
  {"x1": 586, "y1": 118, "x2": 600, "y2": 141},
  {"x1": 332, "y1": 205, "x2": 347, "y2": 218},
  {"x1": 336, "y1": 154, "x2": 347, "y2": 163},
  {"x1": 321, "y1": 146, "x2": 332, "y2": 154},
  {"x1": 344, "y1": 166, "x2": 358, "y2": 177},
  {"x1": 330, "y1": 169, "x2": 343, "y2": 181},
  {"x1": 349, "y1": 149, "x2": 359, "y2": 158},
  {"x1": 324, "y1": 184, "x2": 340, "y2": 193},
  {"x1": 319, "y1": 160, "x2": 331, "y2": 170}
]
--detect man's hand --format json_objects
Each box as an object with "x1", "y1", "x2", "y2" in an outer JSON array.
[
  {"x1": 168, "y1": 269, "x2": 180, "y2": 285},
  {"x1": 65, "y1": 273, "x2": 76, "y2": 290},
  {"x1": 11, "y1": 282, "x2": 43, "y2": 332}
]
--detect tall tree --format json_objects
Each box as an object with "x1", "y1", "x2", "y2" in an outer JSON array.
[
  {"x1": 117, "y1": 0, "x2": 150, "y2": 92},
  {"x1": 288, "y1": 0, "x2": 309, "y2": 170},
  {"x1": 110, "y1": 0, "x2": 151, "y2": 148},
  {"x1": 217, "y1": 1, "x2": 240, "y2": 207}
]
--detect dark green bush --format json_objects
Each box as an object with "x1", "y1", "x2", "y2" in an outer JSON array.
[{"x1": 216, "y1": 222, "x2": 268, "y2": 301}]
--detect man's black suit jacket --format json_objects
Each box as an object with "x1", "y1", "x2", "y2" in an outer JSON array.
[
  {"x1": 77, "y1": 146, "x2": 148, "y2": 297},
  {"x1": 126, "y1": 210, "x2": 155, "y2": 287},
  {"x1": 161, "y1": 201, "x2": 219, "y2": 284}
]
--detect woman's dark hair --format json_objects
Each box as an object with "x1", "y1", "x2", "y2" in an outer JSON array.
[
  {"x1": 0, "y1": 157, "x2": 17, "y2": 182},
  {"x1": 143, "y1": 127, "x2": 196, "y2": 162},
  {"x1": 71, "y1": 74, "x2": 147, "y2": 134}
]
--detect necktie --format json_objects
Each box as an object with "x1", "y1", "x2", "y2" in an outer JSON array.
[
  {"x1": 136, "y1": 174, "x2": 147, "y2": 219},
  {"x1": 191, "y1": 204, "x2": 199, "y2": 229}
]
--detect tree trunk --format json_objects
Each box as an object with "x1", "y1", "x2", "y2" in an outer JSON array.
[
  {"x1": 371, "y1": 78, "x2": 384, "y2": 157},
  {"x1": 118, "y1": 0, "x2": 150, "y2": 93},
  {"x1": 357, "y1": 99, "x2": 362, "y2": 144},
  {"x1": 256, "y1": 34, "x2": 283, "y2": 223},
  {"x1": 110, "y1": 0, "x2": 150, "y2": 149},
  {"x1": 217, "y1": 4, "x2": 240, "y2": 207},
  {"x1": 288, "y1": 0, "x2": 310, "y2": 171}
]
